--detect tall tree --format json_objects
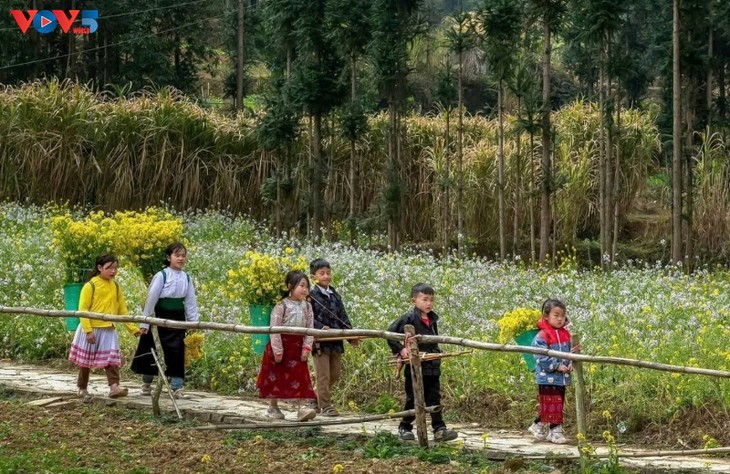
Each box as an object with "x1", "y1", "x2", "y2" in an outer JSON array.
[
  {"x1": 326, "y1": 0, "x2": 372, "y2": 244},
  {"x1": 370, "y1": 0, "x2": 423, "y2": 250},
  {"x1": 444, "y1": 8, "x2": 475, "y2": 256},
  {"x1": 672, "y1": 0, "x2": 682, "y2": 264},
  {"x1": 433, "y1": 59, "x2": 458, "y2": 252},
  {"x1": 290, "y1": 0, "x2": 346, "y2": 239},
  {"x1": 477, "y1": 0, "x2": 521, "y2": 261},
  {"x1": 529, "y1": 0, "x2": 566, "y2": 263}
]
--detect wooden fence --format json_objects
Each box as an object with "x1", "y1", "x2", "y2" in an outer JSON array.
[{"x1": 2, "y1": 305, "x2": 730, "y2": 457}]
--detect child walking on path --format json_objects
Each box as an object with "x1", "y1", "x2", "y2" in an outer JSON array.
[
  {"x1": 256, "y1": 270, "x2": 318, "y2": 422},
  {"x1": 309, "y1": 258, "x2": 357, "y2": 417},
  {"x1": 68, "y1": 253, "x2": 141, "y2": 400},
  {"x1": 387, "y1": 283, "x2": 458, "y2": 442},
  {"x1": 528, "y1": 298, "x2": 581, "y2": 444},
  {"x1": 131, "y1": 242, "x2": 199, "y2": 399}
]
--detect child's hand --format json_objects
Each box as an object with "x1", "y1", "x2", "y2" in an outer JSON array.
[
  {"x1": 300, "y1": 351, "x2": 309, "y2": 362},
  {"x1": 399, "y1": 347, "x2": 410, "y2": 359},
  {"x1": 85, "y1": 332, "x2": 96, "y2": 344},
  {"x1": 140, "y1": 328, "x2": 148, "y2": 335},
  {"x1": 571, "y1": 344, "x2": 581, "y2": 353},
  {"x1": 274, "y1": 353, "x2": 283, "y2": 363},
  {"x1": 133, "y1": 331, "x2": 142, "y2": 337}
]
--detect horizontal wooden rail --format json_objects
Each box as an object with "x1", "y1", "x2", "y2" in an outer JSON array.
[
  {"x1": 191, "y1": 406, "x2": 441, "y2": 430},
  {"x1": 2, "y1": 305, "x2": 730, "y2": 379}
]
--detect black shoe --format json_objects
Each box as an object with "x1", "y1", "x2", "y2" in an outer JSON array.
[
  {"x1": 434, "y1": 427, "x2": 458, "y2": 442},
  {"x1": 398, "y1": 427, "x2": 415, "y2": 441}
]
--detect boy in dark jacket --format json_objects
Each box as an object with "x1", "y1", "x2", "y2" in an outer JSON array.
[
  {"x1": 309, "y1": 259, "x2": 357, "y2": 416},
  {"x1": 388, "y1": 283, "x2": 458, "y2": 442}
]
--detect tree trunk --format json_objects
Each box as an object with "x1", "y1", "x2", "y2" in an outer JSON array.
[
  {"x1": 671, "y1": 0, "x2": 683, "y2": 264},
  {"x1": 457, "y1": 49, "x2": 465, "y2": 257},
  {"x1": 348, "y1": 54, "x2": 358, "y2": 246},
  {"x1": 66, "y1": 0, "x2": 76, "y2": 78},
  {"x1": 236, "y1": 0, "x2": 245, "y2": 111},
  {"x1": 598, "y1": 49, "x2": 607, "y2": 269},
  {"x1": 529, "y1": 131, "x2": 536, "y2": 263},
  {"x1": 307, "y1": 115, "x2": 313, "y2": 237},
  {"x1": 706, "y1": 15, "x2": 713, "y2": 126},
  {"x1": 684, "y1": 77, "x2": 695, "y2": 271},
  {"x1": 513, "y1": 96, "x2": 522, "y2": 258},
  {"x1": 611, "y1": 85, "x2": 622, "y2": 258},
  {"x1": 539, "y1": 19, "x2": 552, "y2": 263},
  {"x1": 605, "y1": 71, "x2": 614, "y2": 264},
  {"x1": 312, "y1": 112, "x2": 323, "y2": 240},
  {"x1": 719, "y1": 59, "x2": 726, "y2": 121},
  {"x1": 497, "y1": 79, "x2": 506, "y2": 261},
  {"x1": 443, "y1": 108, "x2": 451, "y2": 253},
  {"x1": 388, "y1": 96, "x2": 399, "y2": 251}
]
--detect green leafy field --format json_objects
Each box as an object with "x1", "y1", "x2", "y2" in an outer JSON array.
[{"x1": 1, "y1": 202, "x2": 729, "y2": 446}]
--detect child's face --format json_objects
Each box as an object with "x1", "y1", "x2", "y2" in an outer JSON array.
[
  {"x1": 312, "y1": 267, "x2": 332, "y2": 288},
  {"x1": 413, "y1": 292, "x2": 434, "y2": 316},
  {"x1": 545, "y1": 307, "x2": 567, "y2": 329},
  {"x1": 98, "y1": 261, "x2": 118, "y2": 280},
  {"x1": 168, "y1": 249, "x2": 187, "y2": 270},
  {"x1": 290, "y1": 278, "x2": 310, "y2": 301}
]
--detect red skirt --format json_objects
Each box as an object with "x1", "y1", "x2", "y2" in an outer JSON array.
[
  {"x1": 538, "y1": 385, "x2": 565, "y2": 424},
  {"x1": 256, "y1": 334, "x2": 316, "y2": 400}
]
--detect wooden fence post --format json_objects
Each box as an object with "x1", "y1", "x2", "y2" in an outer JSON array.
[
  {"x1": 150, "y1": 326, "x2": 182, "y2": 420},
  {"x1": 572, "y1": 334, "x2": 587, "y2": 437},
  {"x1": 405, "y1": 324, "x2": 428, "y2": 447}
]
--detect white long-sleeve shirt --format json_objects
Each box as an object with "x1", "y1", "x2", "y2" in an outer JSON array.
[{"x1": 140, "y1": 267, "x2": 199, "y2": 330}]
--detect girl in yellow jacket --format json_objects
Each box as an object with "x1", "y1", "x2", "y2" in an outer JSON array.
[{"x1": 68, "y1": 253, "x2": 140, "y2": 399}]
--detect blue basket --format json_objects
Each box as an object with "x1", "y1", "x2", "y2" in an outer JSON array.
[{"x1": 514, "y1": 329, "x2": 539, "y2": 371}]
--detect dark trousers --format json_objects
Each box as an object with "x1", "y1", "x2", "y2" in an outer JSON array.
[{"x1": 399, "y1": 368, "x2": 445, "y2": 432}]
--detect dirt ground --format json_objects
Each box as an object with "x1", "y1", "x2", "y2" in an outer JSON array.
[{"x1": 0, "y1": 392, "x2": 523, "y2": 474}]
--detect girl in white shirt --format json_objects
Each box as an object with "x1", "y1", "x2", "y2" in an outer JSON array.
[{"x1": 131, "y1": 242, "x2": 199, "y2": 399}]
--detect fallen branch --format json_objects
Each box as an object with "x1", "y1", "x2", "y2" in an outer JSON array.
[
  {"x1": 191, "y1": 406, "x2": 441, "y2": 430},
  {"x1": 517, "y1": 446, "x2": 730, "y2": 460}
]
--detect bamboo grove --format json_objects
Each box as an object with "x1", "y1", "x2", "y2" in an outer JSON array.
[
  {"x1": 2, "y1": 0, "x2": 730, "y2": 264},
  {"x1": 0, "y1": 80, "x2": 673, "y2": 260}
]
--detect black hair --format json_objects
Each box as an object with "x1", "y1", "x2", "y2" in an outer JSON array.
[
  {"x1": 89, "y1": 253, "x2": 118, "y2": 279},
  {"x1": 541, "y1": 298, "x2": 567, "y2": 316},
  {"x1": 309, "y1": 258, "x2": 331, "y2": 275},
  {"x1": 281, "y1": 270, "x2": 310, "y2": 298},
  {"x1": 163, "y1": 242, "x2": 187, "y2": 267},
  {"x1": 411, "y1": 282, "x2": 435, "y2": 298}
]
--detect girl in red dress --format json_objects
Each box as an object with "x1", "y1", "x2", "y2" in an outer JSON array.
[{"x1": 256, "y1": 270, "x2": 317, "y2": 422}]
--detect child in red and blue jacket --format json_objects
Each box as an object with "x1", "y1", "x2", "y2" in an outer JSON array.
[{"x1": 528, "y1": 299, "x2": 580, "y2": 444}]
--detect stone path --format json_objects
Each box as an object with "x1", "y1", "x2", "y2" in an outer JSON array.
[{"x1": 1, "y1": 361, "x2": 729, "y2": 472}]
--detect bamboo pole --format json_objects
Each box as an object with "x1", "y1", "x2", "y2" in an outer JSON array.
[
  {"x1": 3, "y1": 306, "x2": 730, "y2": 379},
  {"x1": 572, "y1": 334, "x2": 586, "y2": 437},
  {"x1": 388, "y1": 351, "x2": 473, "y2": 364},
  {"x1": 150, "y1": 346, "x2": 181, "y2": 419},
  {"x1": 191, "y1": 406, "x2": 441, "y2": 431},
  {"x1": 520, "y1": 446, "x2": 730, "y2": 460},
  {"x1": 405, "y1": 325, "x2": 428, "y2": 447}
]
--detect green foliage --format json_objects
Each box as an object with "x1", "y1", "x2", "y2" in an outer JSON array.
[{"x1": 6, "y1": 203, "x2": 730, "y2": 447}]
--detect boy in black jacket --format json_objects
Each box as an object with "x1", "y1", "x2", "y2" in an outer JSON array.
[
  {"x1": 309, "y1": 258, "x2": 357, "y2": 416},
  {"x1": 388, "y1": 283, "x2": 458, "y2": 442}
]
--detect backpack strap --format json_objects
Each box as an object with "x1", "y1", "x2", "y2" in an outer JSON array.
[
  {"x1": 88, "y1": 280, "x2": 121, "y2": 304},
  {"x1": 159, "y1": 269, "x2": 190, "y2": 286}
]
